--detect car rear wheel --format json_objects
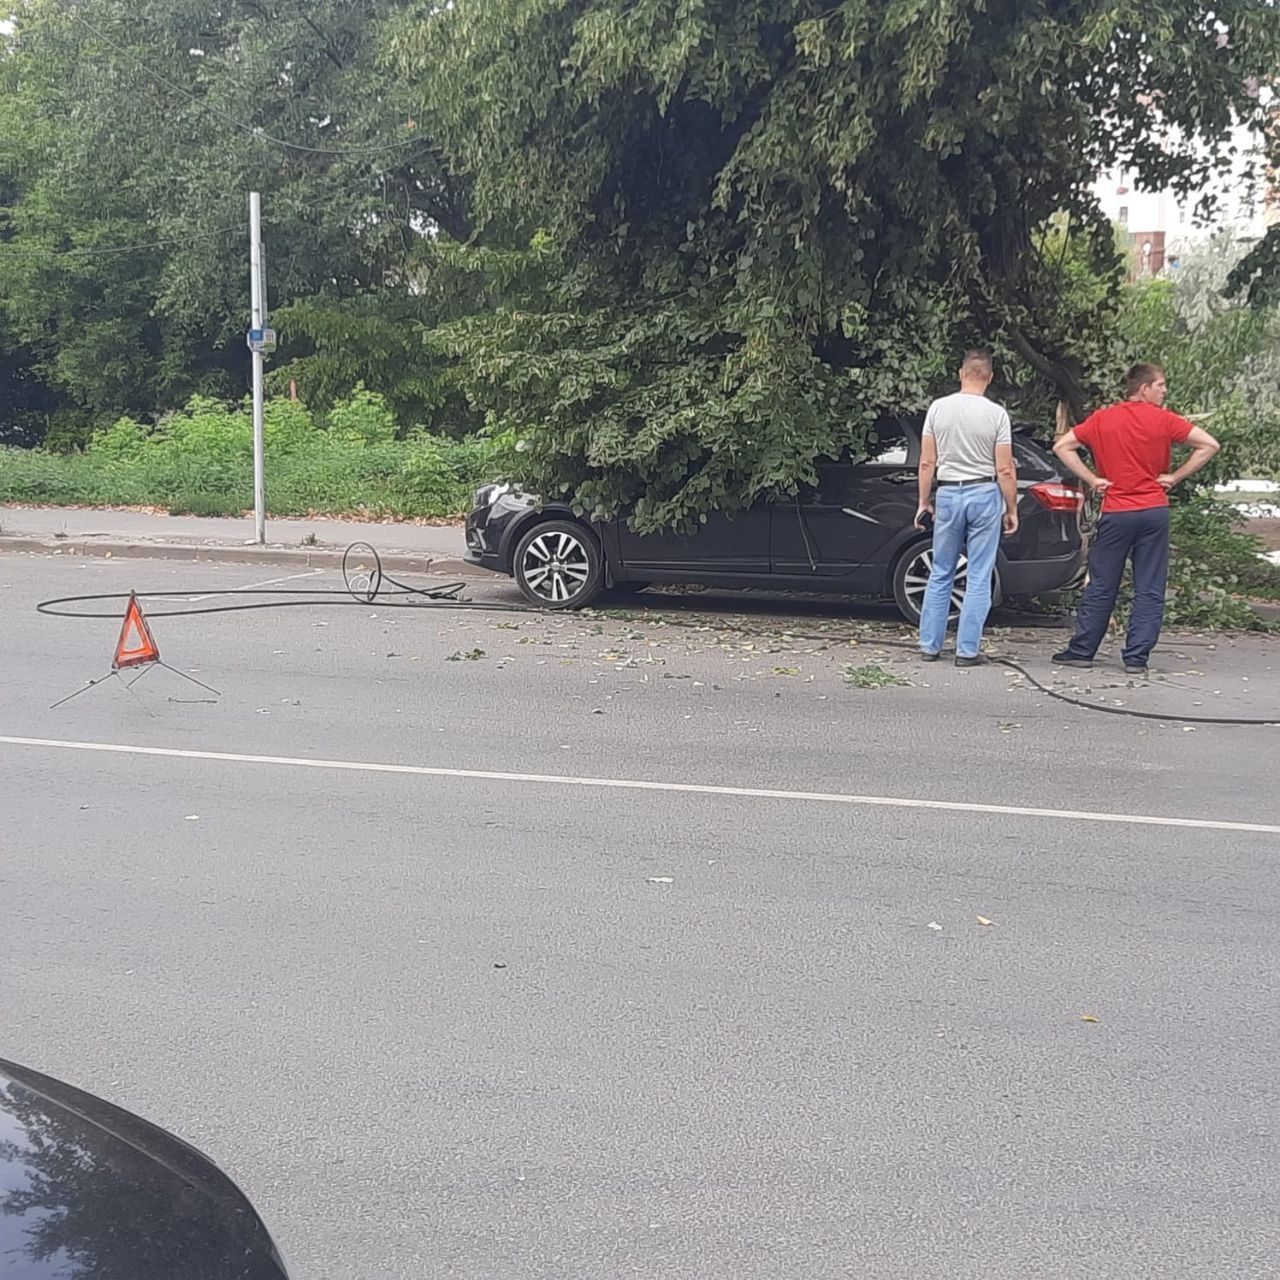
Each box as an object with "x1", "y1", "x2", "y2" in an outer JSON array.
[
  {"x1": 891, "y1": 542, "x2": 1000, "y2": 625},
  {"x1": 513, "y1": 520, "x2": 604, "y2": 609}
]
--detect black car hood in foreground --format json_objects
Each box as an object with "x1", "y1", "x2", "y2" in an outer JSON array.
[{"x1": 0, "y1": 1058, "x2": 288, "y2": 1279}]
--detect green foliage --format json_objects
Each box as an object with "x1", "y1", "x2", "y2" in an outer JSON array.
[
  {"x1": 393, "y1": 433, "x2": 466, "y2": 511},
  {"x1": 0, "y1": 0, "x2": 464, "y2": 424},
  {"x1": 388, "y1": 0, "x2": 1280, "y2": 531},
  {"x1": 0, "y1": 393, "x2": 500, "y2": 518},
  {"x1": 326, "y1": 384, "x2": 399, "y2": 446},
  {"x1": 842, "y1": 662, "x2": 910, "y2": 689},
  {"x1": 267, "y1": 246, "x2": 486, "y2": 435},
  {"x1": 1080, "y1": 499, "x2": 1280, "y2": 632},
  {"x1": 1163, "y1": 561, "x2": 1273, "y2": 633},
  {"x1": 38, "y1": 412, "x2": 98, "y2": 455},
  {"x1": 168, "y1": 491, "x2": 246, "y2": 518},
  {"x1": 264, "y1": 399, "x2": 320, "y2": 454},
  {"x1": 91, "y1": 415, "x2": 152, "y2": 462},
  {"x1": 1168, "y1": 499, "x2": 1280, "y2": 606},
  {"x1": 269, "y1": 295, "x2": 445, "y2": 427},
  {"x1": 0, "y1": 329, "x2": 56, "y2": 446},
  {"x1": 1228, "y1": 224, "x2": 1280, "y2": 309},
  {"x1": 1119, "y1": 235, "x2": 1280, "y2": 484}
]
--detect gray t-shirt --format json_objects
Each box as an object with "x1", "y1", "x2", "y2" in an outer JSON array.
[{"x1": 922, "y1": 392, "x2": 1012, "y2": 482}]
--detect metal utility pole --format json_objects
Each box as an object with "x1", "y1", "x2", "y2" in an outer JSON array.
[{"x1": 249, "y1": 191, "x2": 266, "y2": 545}]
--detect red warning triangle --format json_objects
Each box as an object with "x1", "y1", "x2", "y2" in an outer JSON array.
[{"x1": 113, "y1": 593, "x2": 161, "y2": 671}]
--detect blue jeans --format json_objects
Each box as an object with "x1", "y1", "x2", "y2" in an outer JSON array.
[
  {"x1": 919, "y1": 482, "x2": 1004, "y2": 658},
  {"x1": 1063, "y1": 507, "x2": 1170, "y2": 667}
]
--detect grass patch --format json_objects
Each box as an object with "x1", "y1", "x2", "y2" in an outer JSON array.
[
  {"x1": 0, "y1": 388, "x2": 503, "y2": 520},
  {"x1": 168, "y1": 491, "x2": 247, "y2": 518}
]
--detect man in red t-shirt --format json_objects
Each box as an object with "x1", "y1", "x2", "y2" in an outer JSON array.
[{"x1": 1050, "y1": 363, "x2": 1220, "y2": 674}]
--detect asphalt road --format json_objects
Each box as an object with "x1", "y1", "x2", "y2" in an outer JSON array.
[{"x1": 3, "y1": 554, "x2": 1279, "y2": 1279}]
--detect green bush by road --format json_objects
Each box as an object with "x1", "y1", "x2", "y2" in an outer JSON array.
[{"x1": 0, "y1": 387, "x2": 503, "y2": 519}]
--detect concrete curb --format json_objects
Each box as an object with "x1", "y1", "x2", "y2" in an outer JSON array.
[{"x1": 0, "y1": 535, "x2": 483, "y2": 580}]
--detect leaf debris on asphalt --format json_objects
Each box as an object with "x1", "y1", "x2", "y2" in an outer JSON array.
[{"x1": 843, "y1": 662, "x2": 911, "y2": 689}]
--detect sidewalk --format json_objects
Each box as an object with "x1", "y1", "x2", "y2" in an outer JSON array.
[{"x1": 0, "y1": 505, "x2": 474, "y2": 574}]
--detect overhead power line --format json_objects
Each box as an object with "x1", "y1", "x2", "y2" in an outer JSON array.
[
  {"x1": 61, "y1": 5, "x2": 424, "y2": 159},
  {"x1": 0, "y1": 170, "x2": 408, "y2": 260},
  {"x1": 0, "y1": 223, "x2": 238, "y2": 260}
]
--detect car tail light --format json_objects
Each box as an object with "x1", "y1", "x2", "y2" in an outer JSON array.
[{"x1": 1029, "y1": 482, "x2": 1083, "y2": 512}]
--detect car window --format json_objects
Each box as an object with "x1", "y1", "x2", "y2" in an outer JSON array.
[
  {"x1": 1011, "y1": 433, "x2": 1056, "y2": 479},
  {"x1": 862, "y1": 421, "x2": 910, "y2": 465}
]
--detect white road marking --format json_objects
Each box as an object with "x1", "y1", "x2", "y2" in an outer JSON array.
[
  {"x1": 154, "y1": 568, "x2": 326, "y2": 604},
  {"x1": 2, "y1": 735, "x2": 1278, "y2": 835}
]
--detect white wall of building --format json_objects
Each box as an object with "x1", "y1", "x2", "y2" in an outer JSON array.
[{"x1": 1093, "y1": 121, "x2": 1275, "y2": 271}]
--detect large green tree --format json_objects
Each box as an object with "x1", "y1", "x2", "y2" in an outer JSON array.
[
  {"x1": 1126, "y1": 234, "x2": 1280, "y2": 482},
  {"x1": 389, "y1": 0, "x2": 1280, "y2": 530},
  {"x1": 0, "y1": 0, "x2": 466, "y2": 424}
]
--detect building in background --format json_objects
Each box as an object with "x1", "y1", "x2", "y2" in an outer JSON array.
[{"x1": 1094, "y1": 118, "x2": 1277, "y2": 278}]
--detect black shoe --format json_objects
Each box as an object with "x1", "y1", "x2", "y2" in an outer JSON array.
[
  {"x1": 954, "y1": 654, "x2": 989, "y2": 668},
  {"x1": 1052, "y1": 651, "x2": 1093, "y2": 669},
  {"x1": 920, "y1": 651, "x2": 941, "y2": 663},
  {"x1": 1124, "y1": 664, "x2": 1148, "y2": 677}
]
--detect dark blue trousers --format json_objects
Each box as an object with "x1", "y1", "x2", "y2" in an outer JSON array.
[{"x1": 1064, "y1": 507, "x2": 1171, "y2": 667}]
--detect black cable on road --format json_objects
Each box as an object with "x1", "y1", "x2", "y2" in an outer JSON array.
[{"x1": 32, "y1": 547, "x2": 1279, "y2": 728}]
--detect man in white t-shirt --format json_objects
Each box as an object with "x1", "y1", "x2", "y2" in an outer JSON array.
[{"x1": 914, "y1": 351, "x2": 1019, "y2": 666}]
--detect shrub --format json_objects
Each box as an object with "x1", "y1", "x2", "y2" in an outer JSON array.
[
  {"x1": 264, "y1": 398, "x2": 319, "y2": 454},
  {"x1": 90, "y1": 415, "x2": 150, "y2": 462},
  {"x1": 1169, "y1": 498, "x2": 1280, "y2": 605},
  {"x1": 326, "y1": 383, "x2": 397, "y2": 446}
]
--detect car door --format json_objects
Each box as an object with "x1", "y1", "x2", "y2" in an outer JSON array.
[
  {"x1": 613, "y1": 500, "x2": 772, "y2": 576},
  {"x1": 838, "y1": 419, "x2": 922, "y2": 568},
  {"x1": 770, "y1": 421, "x2": 918, "y2": 581}
]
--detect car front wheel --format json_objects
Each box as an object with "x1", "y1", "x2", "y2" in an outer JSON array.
[
  {"x1": 513, "y1": 520, "x2": 604, "y2": 609},
  {"x1": 891, "y1": 542, "x2": 1000, "y2": 625}
]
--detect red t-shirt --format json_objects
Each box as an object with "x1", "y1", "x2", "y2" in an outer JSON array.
[{"x1": 1074, "y1": 402, "x2": 1195, "y2": 513}]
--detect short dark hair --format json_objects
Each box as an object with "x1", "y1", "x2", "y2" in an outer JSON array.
[
  {"x1": 961, "y1": 350, "x2": 993, "y2": 378},
  {"x1": 1125, "y1": 362, "x2": 1164, "y2": 397}
]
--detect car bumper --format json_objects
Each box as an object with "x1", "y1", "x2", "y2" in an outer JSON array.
[
  {"x1": 1000, "y1": 545, "x2": 1087, "y2": 597},
  {"x1": 464, "y1": 516, "x2": 508, "y2": 574}
]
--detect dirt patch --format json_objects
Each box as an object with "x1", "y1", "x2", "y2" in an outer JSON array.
[{"x1": 1246, "y1": 517, "x2": 1280, "y2": 552}]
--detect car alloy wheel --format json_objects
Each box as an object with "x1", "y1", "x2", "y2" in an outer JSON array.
[
  {"x1": 893, "y1": 542, "x2": 1001, "y2": 625},
  {"x1": 522, "y1": 530, "x2": 591, "y2": 603},
  {"x1": 513, "y1": 520, "x2": 604, "y2": 609},
  {"x1": 902, "y1": 545, "x2": 968, "y2": 621}
]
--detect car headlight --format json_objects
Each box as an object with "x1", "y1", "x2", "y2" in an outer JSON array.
[{"x1": 473, "y1": 482, "x2": 510, "y2": 510}]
